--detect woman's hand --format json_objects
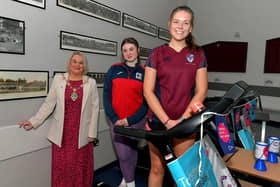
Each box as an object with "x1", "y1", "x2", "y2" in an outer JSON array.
[
  {"x1": 89, "y1": 138, "x2": 99, "y2": 146},
  {"x1": 88, "y1": 137, "x2": 95, "y2": 142},
  {"x1": 18, "y1": 120, "x2": 33, "y2": 131},
  {"x1": 114, "y1": 118, "x2": 129, "y2": 126}
]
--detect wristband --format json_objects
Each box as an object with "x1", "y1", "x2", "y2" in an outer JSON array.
[{"x1": 179, "y1": 116, "x2": 185, "y2": 121}]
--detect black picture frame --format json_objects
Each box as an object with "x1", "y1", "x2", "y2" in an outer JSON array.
[
  {"x1": 122, "y1": 13, "x2": 157, "y2": 37},
  {"x1": 57, "y1": 0, "x2": 121, "y2": 25},
  {"x1": 0, "y1": 70, "x2": 49, "y2": 101},
  {"x1": 0, "y1": 16, "x2": 25, "y2": 54},
  {"x1": 53, "y1": 71, "x2": 105, "y2": 88},
  {"x1": 13, "y1": 0, "x2": 46, "y2": 9},
  {"x1": 87, "y1": 72, "x2": 106, "y2": 87},
  {"x1": 60, "y1": 31, "x2": 118, "y2": 56},
  {"x1": 158, "y1": 27, "x2": 170, "y2": 41},
  {"x1": 52, "y1": 71, "x2": 65, "y2": 77},
  {"x1": 139, "y1": 46, "x2": 152, "y2": 61}
]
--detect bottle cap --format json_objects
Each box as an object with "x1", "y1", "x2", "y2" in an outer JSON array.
[{"x1": 191, "y1": 102, "x2": 205, "y2": 113}]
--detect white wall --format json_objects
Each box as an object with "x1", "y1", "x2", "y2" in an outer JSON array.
[
  {"x1": 188, "y1": 0, "x2": 280, "y2": 112},
  {"x1": 0, "y1": 0, "x2": 185, "y2": 186}
]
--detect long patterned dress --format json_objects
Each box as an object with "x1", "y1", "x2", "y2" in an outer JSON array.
[{"x1": 51, "y1": 80, "x2": 93, "y2": 187}]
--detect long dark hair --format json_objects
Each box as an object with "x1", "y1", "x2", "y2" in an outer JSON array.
[
  {"x1": 121, "y1": 37, "x2": 140, "y2": 63},
  {"x1": 169, "y1": 5, "x2": 200, "y2": 51}
]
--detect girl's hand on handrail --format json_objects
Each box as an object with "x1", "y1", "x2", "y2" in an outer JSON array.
[{"x1": 166, "y1": 119, "x2": 182, "y2": 129}]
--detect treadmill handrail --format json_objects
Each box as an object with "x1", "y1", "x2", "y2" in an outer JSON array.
[{"x1": 114, "y1": 81, "x2": 255, "y2": 141}]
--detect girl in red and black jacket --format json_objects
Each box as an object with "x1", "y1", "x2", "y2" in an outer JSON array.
[{"x1": 103, "y1": 37, "x2": 147, "y2": 187}]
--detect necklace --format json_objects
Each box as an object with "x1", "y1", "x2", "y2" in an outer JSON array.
[{"x1": 67, "y1": 80, "x2": 83, "y2": 101}]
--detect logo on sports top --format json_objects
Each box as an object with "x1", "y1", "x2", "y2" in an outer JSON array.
[
  {"x1": 136, "y1": 72, "x2": 142, "y2": 80},
  {"x1": 163, "y1": 56, "x2": 171, "y2": 61},
  {"x1": 185, "y1": 53, "x2": 195, "y2": 64}
]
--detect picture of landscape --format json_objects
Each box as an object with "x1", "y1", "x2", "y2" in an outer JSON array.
[
  {"x1": 60, "y1": 31, "x2": 117, "y2": 56},
  {"x1": 0, "y1": 70, "x2": 49, "y2": 101}
]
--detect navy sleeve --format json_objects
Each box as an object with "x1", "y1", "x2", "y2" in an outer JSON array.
[
  {"x1": 127, "y1": 99, "x2": 147, "y2": 125},
  {"x1": 145, "y1": 47, "x2": 159, "y2": 70},
  {"x1": 103, "y1": 66, "x2": 120, "y2": 124},
  {"x1": 199, "y1": 49, "x2": 208, "y2": 68}
]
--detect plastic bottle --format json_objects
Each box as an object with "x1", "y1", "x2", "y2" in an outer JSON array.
[{"x1": 191, "y1": 102, "x2": 206, "y2": 113}]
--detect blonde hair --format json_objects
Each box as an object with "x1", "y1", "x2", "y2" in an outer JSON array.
[{"x1": 67, "y1": 51, "x2": 88, "y2": 75}]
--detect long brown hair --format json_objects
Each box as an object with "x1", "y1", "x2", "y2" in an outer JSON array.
[{"x1": 169, "y1": 5, "x2": 200, "y2": 51}]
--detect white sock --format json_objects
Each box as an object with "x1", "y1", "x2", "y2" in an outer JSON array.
[
  {"x1": 118, "y1": 178, "x2": 126, "y2": 187},
  {"x1": 126, "y1": 181, "x2": 135, "y2": 187}
]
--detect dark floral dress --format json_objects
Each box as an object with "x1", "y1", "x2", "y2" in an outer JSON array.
[{"x1": 51, "y1": 80, "x2": 93, "y2": 187}]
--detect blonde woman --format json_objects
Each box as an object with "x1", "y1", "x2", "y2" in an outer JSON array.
[{"x1": 19, "y1": 51, "x2": 99, "y2": 187}]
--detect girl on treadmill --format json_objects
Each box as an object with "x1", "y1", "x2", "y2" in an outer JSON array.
[{"x1": 143, "y1": 5, "x2": 208, "y2": 187}]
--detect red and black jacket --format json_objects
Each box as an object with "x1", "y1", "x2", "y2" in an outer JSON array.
[{"x1": 103, "y1": 62, "x2": 147, "y2": 125}]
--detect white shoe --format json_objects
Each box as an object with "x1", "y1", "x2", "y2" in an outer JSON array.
[
  {"x1": 126, "y1": 181, "x2": 135, "y2": 187},
  {"x1": 118, "y1": 178, "x2": 127, "y2": 187},
  {"x1": 118, "y1": 184, "x2": 127, "y2": 187}
]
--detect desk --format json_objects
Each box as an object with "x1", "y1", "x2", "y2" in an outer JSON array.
[{"x1": 224, "y1": 148, "x2": 280, "y2": 184}]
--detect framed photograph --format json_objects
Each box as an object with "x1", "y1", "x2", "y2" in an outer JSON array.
[
  {"x1": 0, "y1": 16, "x2": 25, "y2": 54},
  {"x1": 53, "y1": 71, "x2": 106, "y2": 87},
  {"x1": 52, "y1": 71, "x2": 65, "y2": 77},
  {"x1": 57, "y1": 0, "x2": 121, "y2": 25},
  {"x1": 87, "y1": 72, "x2": 106, "y2": 87},
  {"x1": 13, "y1": 0, "x2": 46, "y2": 9},
  {"x1": 0, "y1": 70, "x2": 49, "y2": 101},
  {"x1": 158, "y1": 27, "x2": 170, "y2": 41},
  {"x1": 122, "y1": 13, "x2": 157, "y2": 37},
  {"x1": 60, "y1": 31, "x2": 118, "y2": 56},
  {"x1": 139, "y1": 46, "x2": 152, "y2": 61}
]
